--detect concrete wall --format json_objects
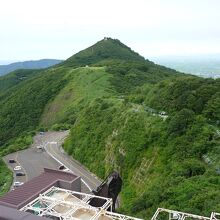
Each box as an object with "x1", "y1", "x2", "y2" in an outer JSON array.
[{"x1": 58, "y1": 176, "x2": 81, "y2": 192}]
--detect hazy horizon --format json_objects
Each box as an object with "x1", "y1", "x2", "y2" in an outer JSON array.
[
  {"x1": 1, "y1": 51, "x2": 220, "y2": 79},
  {"x1": 1, "y1": 52, "x2": 220, "y2": 66}
]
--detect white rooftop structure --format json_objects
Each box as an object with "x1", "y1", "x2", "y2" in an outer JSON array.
[
  {"x1": 20, "y1": 186, "x2": 142, "y2": 220},
  {"x1": 151, "y1": 208, "x2": 220, "y2": 220}
]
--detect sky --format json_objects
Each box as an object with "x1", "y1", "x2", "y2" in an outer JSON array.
[{"x1": 0, "y1": 0, "x2": 220, "y2": 62}]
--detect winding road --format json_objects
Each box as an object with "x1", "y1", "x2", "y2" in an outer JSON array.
[{"x1": 4, "y1": 131, "x2": 101, "y2": 193}]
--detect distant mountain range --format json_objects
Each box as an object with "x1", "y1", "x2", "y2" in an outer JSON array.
[
  {"x1": 151, "y1": 54, "x2": 220, "y2": 78},
  {"x1": 0, "y1": 59, "x2": 63, "y2": 76},
  {"x1": 2, "y1": 55, "x2": 219, "y2": 79}
]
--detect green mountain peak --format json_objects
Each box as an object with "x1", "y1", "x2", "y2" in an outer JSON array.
[{"x1": 62, "y1": 37, "x2": 145, "y2": 67}]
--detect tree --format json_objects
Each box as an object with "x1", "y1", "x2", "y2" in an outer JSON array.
[
  {"x1": 204, "y1": 93, "x2": 220, "y2": 123},
  {"x1": 168, "y1": 108, "x2": 195, "y2": 136}
]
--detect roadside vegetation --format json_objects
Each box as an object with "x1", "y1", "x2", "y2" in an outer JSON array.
[
  {"x1": 0, "y1": 133, "x2": 34, "y2": 196},
  {"x1": 0, "y1": 159, "x2": 12, "y2": 197},
  {"x1": 0, "y1": 38, "x2": 220, "y2": 218}
]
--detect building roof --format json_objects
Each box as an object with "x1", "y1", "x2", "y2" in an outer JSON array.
[{"x1": 0, "y1": 168, "x2": 79, "y2": 210}]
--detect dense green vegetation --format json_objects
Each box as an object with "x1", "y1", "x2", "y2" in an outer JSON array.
[
  {"x1": 0, "y1": 159, "x2": 12, "y2": 197},
  {"x1": 64, "y1": 77, "x2": 220, "y2": 218},
  {"x1": 0, "y1": 38, "x2": 220, "y2": 218},
  {"x1": 0, "y1": 67, "x2": 68, "y2": 145},
  {"x1": 0, "y1": 69, "x2": 41, "y2": 93}
]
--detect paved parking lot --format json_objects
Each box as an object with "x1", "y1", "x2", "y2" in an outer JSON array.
[
  {"x1": 3, "y1": 132, "x2": 68, "y2": 189},
  {"x1": 3, "y1": 131, "x2": 99, "y2": 193}
]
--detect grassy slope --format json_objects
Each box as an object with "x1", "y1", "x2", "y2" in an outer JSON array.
[{"x1": 40, "y1": 67, "x2": 113, "y2": 127}]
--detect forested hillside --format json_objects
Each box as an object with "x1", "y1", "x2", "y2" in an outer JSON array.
[
  {"x1": 64, "y1": 69, "x2": 220, "y2": 218},
  {"x1": 0, "y1": 69, "x2": 41, "y2": 93},
  {"x1": 0, "y1": 38, "x2": 219, "y2": 219}
]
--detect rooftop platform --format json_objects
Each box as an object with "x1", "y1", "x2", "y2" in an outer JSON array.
[{"x1": 20, "y1": 186, "x2": 142, "y2": 220}]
